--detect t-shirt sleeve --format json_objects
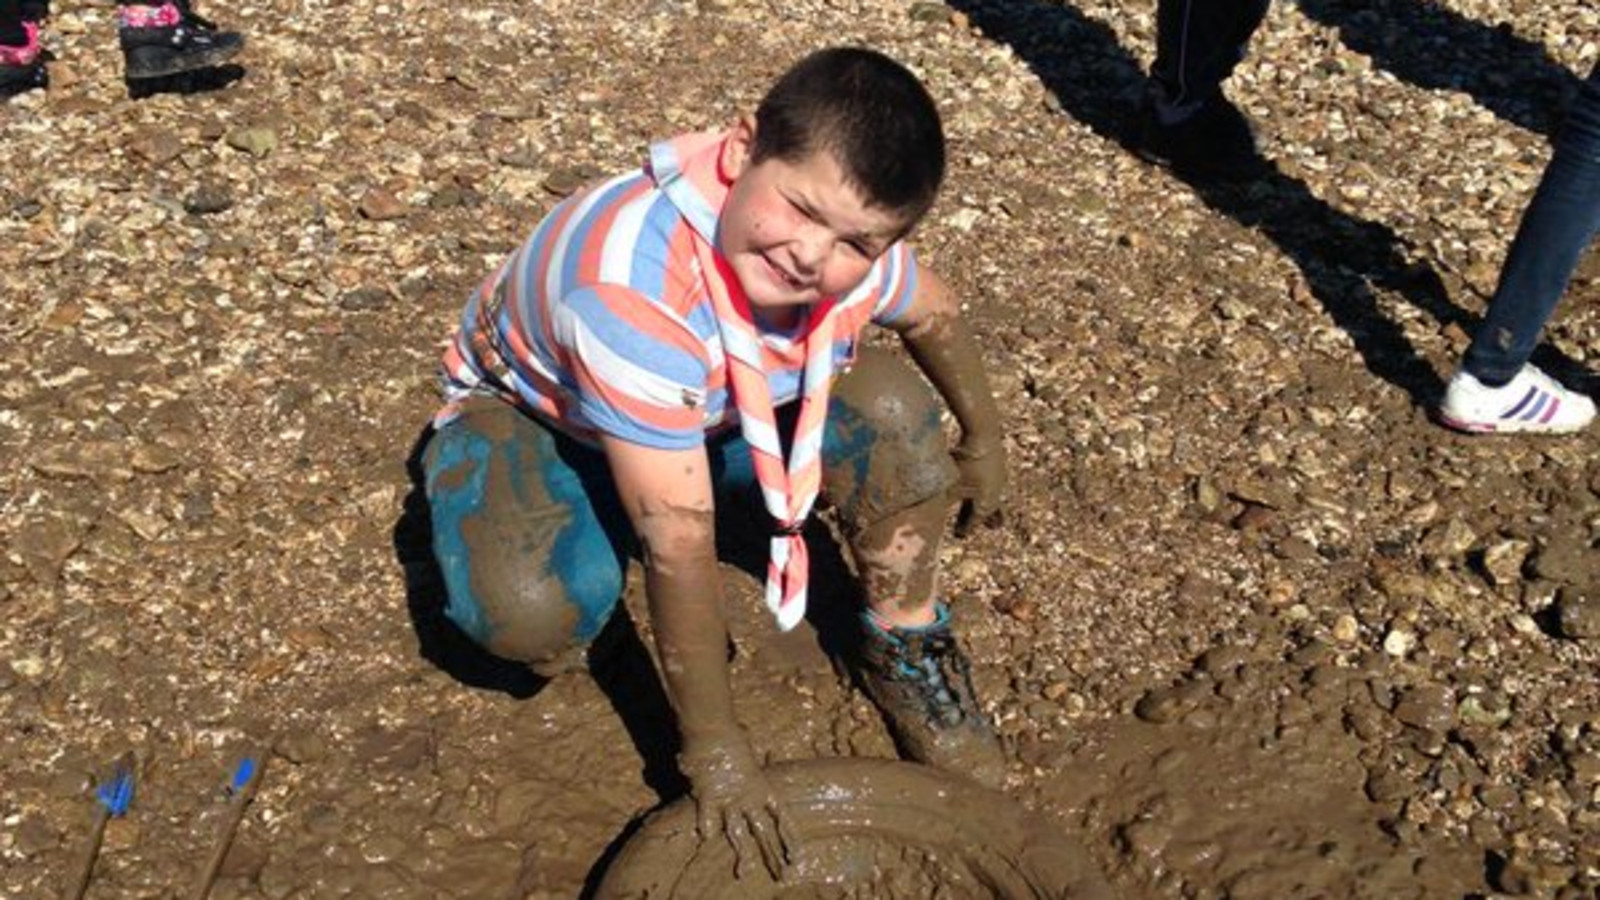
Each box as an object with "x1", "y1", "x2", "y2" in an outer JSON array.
[
  {"x1": 551, "y1": 284, "x2": 712, "y2": 449},
  {"x1": 867, "y1": 242, "x2": 921, "y2": 326}
]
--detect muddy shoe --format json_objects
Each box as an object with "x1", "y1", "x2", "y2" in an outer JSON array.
[
  {"x1": 0, "y1": 21, "x2": 45, "y2": 95},
  {"x1": 119, "y1": 1, "x2": 242, "y2": 80},
  {"x1": 854, "y1": 605, "x2": 1005, "y2": 788}
]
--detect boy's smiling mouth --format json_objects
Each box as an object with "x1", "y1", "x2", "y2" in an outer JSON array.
[{"x1": 763, "y1": 255, "x2": 808, "y2": 292}]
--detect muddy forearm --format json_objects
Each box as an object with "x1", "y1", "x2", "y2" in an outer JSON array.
[
  {"x1": 901, "y1": 313, "x2": 1003, "y2": 457},
  {"x1": 641, "y1": 524, "x2": 742, "y2": 750}
]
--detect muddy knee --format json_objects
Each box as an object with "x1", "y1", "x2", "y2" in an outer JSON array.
[
  {"x1": 826, "y1": 347, "x2": 958, "y2": 527},
  {"x1": 424, "y1": 404, "x2": 624, "y2": 667}
]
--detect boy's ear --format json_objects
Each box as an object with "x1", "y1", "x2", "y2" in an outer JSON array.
[{"x1": 719, "y1": 114, "x2": 757, "y2": 181}]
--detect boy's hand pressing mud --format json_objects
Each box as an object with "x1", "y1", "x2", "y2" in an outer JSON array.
[{"x1": 680, "y1": 738, "x2": 797, "y2": 880}]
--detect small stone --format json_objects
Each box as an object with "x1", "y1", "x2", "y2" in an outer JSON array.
[
  {"x1": 1555, "y1": 590, "x2": 1600, "y2": 639},
  {"x1": 1482, "y1": 539, "x2": 1531, "y2": 586},
  {"x1": 1005, "y1": 598, "x2": 1037, "y2": 622},
  {"x1": 131, "y1": 444, "x2": 182, "y2": 474},
  {"x1": 542, "y1": 165, "x2": 600, "y2": 197},
  {"x1": 358, "y1": 187, "x2": 409, "y2": 221},
  {"x1": 10, "y1": 656, "x2": 47, "y2": 678},
  {"x1": 225, "y1": 127, "x2": 279, "y2": 159},
  {"x1": 1331, "y1": 614, "x2": 1360, "y2": 644},
  {"x1": 1232, "y1": 503, "x2": 1276, "y2": 531},
  {"x1": 31, "y1": 442, "x2": 134, "y2": 482},
  {"x1": 1457, "y1": 694, "x2": 1512, "y2": 728},
  {"x1": 129, "y1": 129, "x2": 185, "y2": 164},
  {"x1": 1566, "y1": 751, "x2": 1600, "y2": 785},
  {"x1": 1393, "y1": 684, "x2": 1455, "y2": 732},
  {"x1": 497, "y1": 145, "x2": 540, "y2": 169},
  {"x1": 1273, "y1": 536, "x2": 1318, "y2": 561},
  {"x1": 1419, "y1": 517, "x2": 1476, "y2": 560},
  {"x1": 1508, "y1": 613, "x2": 1541, "y2": 637},
  {"x1": 14, "y1": 515, "x2": 85, "y2": 584},
  {"x1": 118, "y1": 509, "x2": 169, "y2": 542},
  {"x1": 1382, "y1": 628, "x2": 1415, "y2": 658},
  {"x1": 339, "y1": 286, "x2": 392, "y2": 311},
  {"x1": 1531, "y1": 535, "x2": 1589, "y2": 583},
  {"x1": 184, "y1": 182, "x2": 234, "y2": 215}
]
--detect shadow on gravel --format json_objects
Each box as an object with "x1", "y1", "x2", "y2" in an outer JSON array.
[
  {"x1": 944, "y1": 0, "x2": 1592, "y2": 407},
  {"x1": 1294, "y1": 0, "x2": 1584, "y2": 137}
]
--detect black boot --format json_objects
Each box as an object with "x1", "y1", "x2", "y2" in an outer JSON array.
[
  {"x1": 1134, "y1": 90, "x2": 1270, "y2": 184},
  {"x1": 118, "y1": 0, "x2": 242, "y2": 80},
  {"x1": 853, "y1": 605, "x2": 1005, "y2": 788}
]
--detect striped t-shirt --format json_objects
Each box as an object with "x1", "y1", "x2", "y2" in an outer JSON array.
[{"x1": 437, "y1": 129, "x2": 921, "y2": 449}]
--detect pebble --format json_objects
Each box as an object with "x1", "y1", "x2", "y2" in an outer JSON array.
[
  {"x1": 1482, "y1": 539, "x2": 1532, "y2": 586},
  {"x1": 129, "y1": 129, "x2": 185, "y2": 164},
  {"x1": 359, "y1": 187, "x2": 410, "y2": 221},
  {"x1": 339, "y1": 286, "x2": 393, "y2": 311},
  {"x1": 1393, "y1": 684, "x2": 1456, "y2": 732},
  {"x1": 1531, "y1": 536, "x2": 1590, "y2": 583},
  {"x1": 1555, "y1": 591, "x2": 1600, "y2": 640},
  {"x1": 185, "y1": 183, "x2": 235, "y2": 215},
  {"x1": 1331, "y1": 614, "x2": 1360, "y2": 644},
  {"x1": 225, "y1": 127, "x2": 280, "y2": 159},
  {"x1": 1382, "y1": 628, "x2": 1415, "y2": 658},
  {"x1": 1508, "y1": 613, "x2": 1542, "y2": 637},
  {"x1": 1458, "y1": 694, "x2": 1513, "y2": 728}
]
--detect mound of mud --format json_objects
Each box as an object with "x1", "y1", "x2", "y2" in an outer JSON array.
[{"x1": 594, "y1": 758, "x2": 1114, "y2": 900}]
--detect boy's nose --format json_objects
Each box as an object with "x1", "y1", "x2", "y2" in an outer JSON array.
[{"x1": 792, "y1": 227, "x2": 829, "y2": 274}]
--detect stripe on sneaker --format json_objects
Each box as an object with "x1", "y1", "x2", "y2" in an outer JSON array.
[
  {"x1": 1503, "y1": 385, "x2": 1540, "y2": 419},
  {"x1": 1520, "y1": 392, "x2": 1548, "y2": 421},
  {"x1": 1540, "y1": 397, "x2": 1561, "y2": 423}
]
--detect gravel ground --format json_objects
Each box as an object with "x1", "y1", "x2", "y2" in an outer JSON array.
[{"x1": 2, "y1": 0, "x2": 1598, "y2": 897}]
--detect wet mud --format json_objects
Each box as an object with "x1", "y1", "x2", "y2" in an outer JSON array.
[{"x1": 595, "y1": 758, "x2": 1114, "y2": 900}]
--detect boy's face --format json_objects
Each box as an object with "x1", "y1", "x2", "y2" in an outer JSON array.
[{"x1": 717, "y1": 118, "x2": 909, "y2": 315}]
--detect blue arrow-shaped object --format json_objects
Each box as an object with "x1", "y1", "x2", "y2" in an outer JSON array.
[{"x1": 69, "y1": 751, "x2": 137, "y2": 900}]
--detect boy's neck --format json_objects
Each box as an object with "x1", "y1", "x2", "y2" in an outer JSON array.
[{"x1": 752, "y1": 305, "x2": 807, "y2": 332}]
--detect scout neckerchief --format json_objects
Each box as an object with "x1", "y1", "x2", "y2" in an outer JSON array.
[
  {"x1": 653, "y1": 129, "x2": 844, "y2": 631},
  {"x1": 692, "y1": 237, "x2": 837, "y2": 632}
]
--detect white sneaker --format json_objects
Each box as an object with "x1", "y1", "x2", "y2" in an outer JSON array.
[{"x1": 1438, "y1": 364, "x2": 1596, "y2": 434}]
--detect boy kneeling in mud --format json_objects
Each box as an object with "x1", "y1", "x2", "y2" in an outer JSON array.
[{"x1": 422, "y1": 47, "x2": 1008, "y2": 868}]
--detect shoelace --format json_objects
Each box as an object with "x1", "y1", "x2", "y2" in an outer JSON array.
[{"x1": 884, "y1": 631, "x2": 980, "y2": 727}]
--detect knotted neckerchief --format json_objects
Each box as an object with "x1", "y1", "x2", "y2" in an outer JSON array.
[{"x1": 692, "y1": 237, "x2": 838, "y2": 632}]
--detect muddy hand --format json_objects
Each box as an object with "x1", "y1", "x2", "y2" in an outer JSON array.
[
  {"x1": 681, "y1": 740, "x2": 796, "y2": 879},
  {"x1": 951, "y1": 440, "x2": 1007, "y2": 537}
]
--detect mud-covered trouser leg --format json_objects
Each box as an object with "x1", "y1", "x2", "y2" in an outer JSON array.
[
  {"x1": 1462, "y1": 63, "x2": 1600, "y2": 387},
  {"x1": 422, "y1": 398, "x2": 634, "y2": 671},
  {"x1": 1150, "y1": 0, "x2": 1271, "y2": 114},
  {"x1": 820, "y1": 347, "x2": 959, "y2": 622}
]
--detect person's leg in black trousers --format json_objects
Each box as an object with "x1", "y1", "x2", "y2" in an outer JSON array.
[{"x1": 1136, "y1": 0, "x2": 1273, "y2": 182}]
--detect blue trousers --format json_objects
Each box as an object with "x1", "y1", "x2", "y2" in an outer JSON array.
[
  {"x1": 1462, "y1": 64, "x2": 1600, "y2": 386},
  {"x1": 421, "y1": 347, "x2": 958, "y2": 667}
]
